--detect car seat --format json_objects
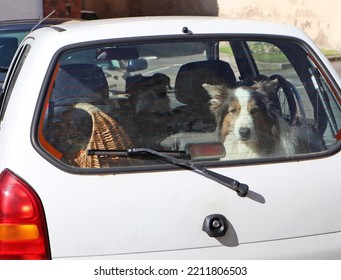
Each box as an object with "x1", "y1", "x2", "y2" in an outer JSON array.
[
  {"x1": 50, "y1": 63, "x2": 109, "y2": 106},
  {"x1": 46, "y1": 63, "x2": 111, "y2": 162},
  {"x1": 172, "y1": 60, "x2": 237, "y2": 132},
  {"x1": 159, "y1": 60, "x2": 236, "y2": 155}
]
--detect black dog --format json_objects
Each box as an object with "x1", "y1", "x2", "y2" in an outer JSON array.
[{"x1": 127, "y1": 73, "x2": 172, "y2": 116}]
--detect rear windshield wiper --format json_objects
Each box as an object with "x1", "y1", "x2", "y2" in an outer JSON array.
[{"x1": 88, "y1": 148, "x2": 249, "y2": 197}]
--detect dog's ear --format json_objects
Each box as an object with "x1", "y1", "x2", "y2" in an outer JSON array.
[
  {"x1": 202, "y1": 83, "x2": 229, "y2": 118},
  {"x1": 202, "y1": 83, "x2": 229, "y2": 99},
  {"x1": 267, "y1": 78, "x2": 278, "y2": 93},
  {"x1": 252, "y1": 78, "x2": 278, "y2": 95}
]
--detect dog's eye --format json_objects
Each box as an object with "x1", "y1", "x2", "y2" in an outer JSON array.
[
  {"x1": 250, "y1": 108, "x2": 259, "y2": 114},
  {"x1": 229, "y1": 108, "x2": 237, "y2": 114}
]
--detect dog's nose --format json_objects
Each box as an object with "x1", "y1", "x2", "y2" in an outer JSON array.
[{"x1": 239, "y1": 127, "x2": 251, "y2": 140}]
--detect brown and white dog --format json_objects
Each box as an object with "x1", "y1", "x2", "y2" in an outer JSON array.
[{"x1": 203, "y1": 80, "x2": 297, "y2": 159}]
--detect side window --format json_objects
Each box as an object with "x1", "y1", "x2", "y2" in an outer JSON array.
[
  {"x1": 36, "y1": 39, "x2": 341, "y2": 171},
  {"x1": 0, "y1": 45, "x2": 30, "y2": 119},
  {"x1": 219, "y1": 42, "x2": 241, "y2": 82},
  {"x1": 306, "y1": 57, "x2": 341, "y2": 148}
]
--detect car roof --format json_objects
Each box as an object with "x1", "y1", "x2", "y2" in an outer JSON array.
[
  {"x1": 0, "y1": 18, "x2": 73, "y2": 31},
  {"x1": 53, "y1": 16, "x2": 307, "y2": 36},
  {"x1": 23, "y1": 16, "x2": 321, "y2": 66}
]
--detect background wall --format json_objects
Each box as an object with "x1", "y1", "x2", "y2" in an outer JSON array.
[
  {"x1": 218, "y1": 0, "x2": 341, "y2": 51},
  {"x1": 83, "y1": 0, "x2": 218, "y2": 18},
  {"x1": 44, "y1": 0, "x2": 81, "y2": 19},
  {"x1": 1, "y1": 0, "x2": 43, "y2": 20},
  {"x1": 81, "y1": 0, "x2": 341, "y2": 51}
]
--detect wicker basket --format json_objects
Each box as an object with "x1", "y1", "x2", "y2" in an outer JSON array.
[{"x1": 73, "y1": 103, "x2": 133, "y2": 168}]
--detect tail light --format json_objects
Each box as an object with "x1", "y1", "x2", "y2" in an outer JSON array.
[
  {"x1": 0, "y1": 169, "x2": 51, "y2": 260},
  {"x1": 186, "y1": 142, "x2": 226, "y2": 160}
]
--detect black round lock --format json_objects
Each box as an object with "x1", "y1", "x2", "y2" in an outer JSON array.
[{"x1": 202, "y1": 214, "x2": 228, "y2": 237}]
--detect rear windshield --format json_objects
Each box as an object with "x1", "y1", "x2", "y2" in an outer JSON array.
[{"x1": 36, "y1": 37, "x2": 341, "y2": 171}]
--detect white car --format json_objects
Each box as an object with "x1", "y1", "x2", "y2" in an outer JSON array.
[{"x1": 1, "y1": 16, "x2": 341, "y2": 260}]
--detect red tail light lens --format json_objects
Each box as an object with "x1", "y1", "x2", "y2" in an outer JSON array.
[
  {"x1": 186, "y1": 142, "x2": 226, "y2": 160},
  {"x1": 0, "y1": 169, "x2": 51, "y2": 260}
]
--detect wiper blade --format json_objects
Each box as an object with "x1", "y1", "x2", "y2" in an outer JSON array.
[
  {"x1": 88, "y1": 148, "x2": 249, "y2": 197},
  {"x1": 88, "y1": 149, "x2": 188, "y2": 159}
]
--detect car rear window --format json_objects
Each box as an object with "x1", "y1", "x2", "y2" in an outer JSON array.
[{"x1": 36, "y1": 37, "x2": 341, "y2": 171}]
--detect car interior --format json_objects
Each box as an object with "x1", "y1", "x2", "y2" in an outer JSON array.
[{"x1": 39, "y1": 38, "x2": 341, "y2": 169}]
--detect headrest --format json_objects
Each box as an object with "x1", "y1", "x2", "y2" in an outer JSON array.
[
  {"x1": 51, "y1": 63, "x2": 109, "y2": 105},
  {"x1": 175, "y1": 60, "x2": 236, "y2": 105},
  {"x1": 126, "y1": 73, "x2": 171, "y2": 93}
]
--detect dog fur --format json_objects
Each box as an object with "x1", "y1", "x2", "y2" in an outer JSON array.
[
  {"x1": 203, "y1": 80, "x2": 297, "y2": 159},
  {"x1": 128, "y1": 73, "x2": 172, "y2": 115}
]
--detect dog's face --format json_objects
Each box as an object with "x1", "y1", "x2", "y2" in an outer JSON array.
[
  {"x1": 135, "y1": 89, "x2": 170, "y2": 115},
  {"x1": 203, "y1": 80, "x2": 279, "y2": 144},
  {"x1": 130, "y1": 73, "x2": 172, "y2": 115}
]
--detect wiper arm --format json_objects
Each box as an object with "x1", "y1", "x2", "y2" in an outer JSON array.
[{"x1": 88, "y1": 148, "x2": 249, "y2": 197}]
